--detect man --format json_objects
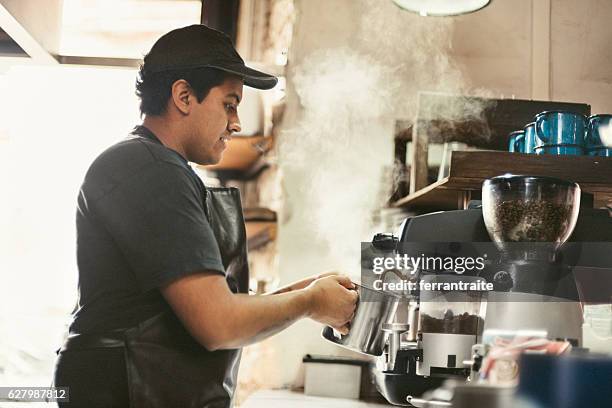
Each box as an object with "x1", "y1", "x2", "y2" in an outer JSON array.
[{"x1": 53, "y1": 24, "x2": 358, "y2": 407}]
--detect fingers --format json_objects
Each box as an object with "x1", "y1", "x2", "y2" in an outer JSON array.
[
  {"x1": 333, "y1": 313, "x2": 354, "y2": 335},
  {"x1": 335, "y1": 306, "x2": 356, "y2": 336},
  {"x1": 333, "y1": 275, "x2": 356, "y2": 290},
  {"x1": 316, "y1": 271, "x2": 338, "y2": 279},
  {"x1": 334, "y1": 324, "x2": 350, "y2": 335},
  {"x1": 346, "y1": 311, "x2": 355, "y2": 324}
]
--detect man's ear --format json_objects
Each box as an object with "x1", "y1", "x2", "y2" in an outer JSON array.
[{"x1": 170, "y1": 79, "x2": 193, "y2": 115}]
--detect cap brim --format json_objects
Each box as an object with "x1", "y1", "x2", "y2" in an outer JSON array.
[{"x1": 208, "y1": 63, "x2": 278, "y2": 90}]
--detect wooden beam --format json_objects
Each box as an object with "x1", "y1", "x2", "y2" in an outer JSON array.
[
  {"x1": 201, "y1": 0, "x2": 241, "y2": 44},
  {"x1": 0, "y1": 2, "x2": 58, "y2": 65},
  {"x1": 57, "y1": 55, "x2": 141, "y2": 69},
  {"x1": 409, "y1": 119, "x2": 429, "y2": 194}
]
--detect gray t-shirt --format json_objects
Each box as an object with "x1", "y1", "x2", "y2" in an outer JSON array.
[{"x1": 69, "y1": 126, "x2": 225, "y2": 334}]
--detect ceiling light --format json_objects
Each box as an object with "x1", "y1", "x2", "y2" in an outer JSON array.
[{"x1": 392, "y1": 0, "x2": 491, "y2": 17}]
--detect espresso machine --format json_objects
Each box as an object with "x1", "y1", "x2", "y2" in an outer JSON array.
[{"x1": 324, "y1": 174, "x2": 612, "y2": 406}]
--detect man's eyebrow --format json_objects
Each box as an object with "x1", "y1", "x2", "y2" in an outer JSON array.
[{"x1": 226, "y1": 93, "x2": 241, "y2": 103}]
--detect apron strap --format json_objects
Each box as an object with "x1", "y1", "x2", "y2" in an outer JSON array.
[{"x1": 58, "y1": 331, "x2": 126, "y2": 354}]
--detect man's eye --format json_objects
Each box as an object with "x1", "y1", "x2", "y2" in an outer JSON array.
[{"x1": 225, "y1": 104, "x2": 237, "y2": 112}]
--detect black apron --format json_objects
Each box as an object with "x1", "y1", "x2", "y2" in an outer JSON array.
[{"x1": 59, "y1": 129, "x2": 249, "y2": 408}]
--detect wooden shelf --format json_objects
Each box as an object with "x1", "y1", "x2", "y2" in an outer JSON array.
[
  {"x1": 393, "y1": 151, "x2": 612, "y2": 211},
  {"x1": 196, "y1": 135, "x2": 272, "y2": 173},
  {"x1": 245, "y1": 222, "x2": 277, "y2": 251},
  {"x1": 244, "y1": 208, "x2": 277, "y2": 251}
]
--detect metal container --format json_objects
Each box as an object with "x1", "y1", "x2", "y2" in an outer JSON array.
[{"x1": 322, "y1": 284, "x2": 401, "y2": 356}]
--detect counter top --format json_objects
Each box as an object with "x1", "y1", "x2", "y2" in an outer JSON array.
[{"x1": 240, "y1": 390, "x2": 390, "y2": 408}]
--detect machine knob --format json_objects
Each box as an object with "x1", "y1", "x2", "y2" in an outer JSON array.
[
  {"x1": 372, "y1": 233, "x2": 398, "y2": 251},
  {"x1": 493, "y1": 270, "x2": 514, "y2": 291}
]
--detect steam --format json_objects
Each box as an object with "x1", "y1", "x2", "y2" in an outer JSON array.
[
  {"x1": 279, "y1": 48, "x2": 394, "y2": 272},
  {"x1": 278, "y1": 0, "x2": 491, "y2": 277}
]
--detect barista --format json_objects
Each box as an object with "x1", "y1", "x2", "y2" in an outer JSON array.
[{"x1": 53, "y1": 24, "x2": 358, "y2": 407}]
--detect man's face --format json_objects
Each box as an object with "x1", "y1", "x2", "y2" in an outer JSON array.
[{"x1": 184, "y1": 76, "x2": 243, "y2": 165}]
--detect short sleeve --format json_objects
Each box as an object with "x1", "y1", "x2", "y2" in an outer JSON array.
[{"x1": 92, "y1": 162, "x2": 225, "y2": 291}]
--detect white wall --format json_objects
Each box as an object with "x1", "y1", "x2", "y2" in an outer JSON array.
[
  {"x1": 450, "y1": 0, "x2": 612, "y2": 112},
  {"x1": 450, "y1": 0, "x2": 533, "y2": 99},
  {"x1": 550, "y1": 0, "x2": 612, "y2": 114}
]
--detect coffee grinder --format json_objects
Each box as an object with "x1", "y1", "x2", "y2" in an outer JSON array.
[{"x1": 480, "y1": 174, "x2": 583, "y2": 344}]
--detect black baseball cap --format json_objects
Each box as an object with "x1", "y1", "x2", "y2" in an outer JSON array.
[{"x1": 143, "y1": 24, "x2": 278, "y2": 90}]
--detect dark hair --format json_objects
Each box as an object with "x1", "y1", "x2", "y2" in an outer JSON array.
[{"x1": 135, "y1": 66, "x2": 229, "y2": 116}]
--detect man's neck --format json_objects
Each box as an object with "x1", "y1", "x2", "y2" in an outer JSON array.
[{"x1": 142, "y1": 115, "x2": 188, "y2": 159}]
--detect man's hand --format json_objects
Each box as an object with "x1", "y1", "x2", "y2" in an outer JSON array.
[
  {"x1": 305, "y1": 275, "x2": 358, "y2": 335},
  {"x1": 267, "y1": 271, "x2": 339, "y2": 295}
]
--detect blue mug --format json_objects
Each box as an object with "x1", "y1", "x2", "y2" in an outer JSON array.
[
  {"x1": 508, "y1": 130, "x2": 524, "y2": 152},
  {"x1": 517, "y1": 354, "x2": 559, "y2": 407},
  {"x1": 535, "y1": 145, "x2": 584, "y2": 156},
  {"x1": 586, "y1": 114, "x2": 612, "y2": 149},
  {"x1": 535, "y1": 111, "x2": 586, "y2": 147},
  {"x1": 556, "y1": 354, "x2": 612, "y2": 408},
  {"x1": 588, "y1": 147, "x2": 612, "y2": 157},
  {"x1": 514, "y1": 132, "x2": 525, "y2": 153},
  {"x1": 517, "y1": 353, "x2": 612, "y2": 408},
  {"x1": 523, "y1": 122, "x2": 541, "y2": 154}
]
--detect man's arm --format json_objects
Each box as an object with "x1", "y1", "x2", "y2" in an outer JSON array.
[
  {"x1": 265, "y1": 272, "x2": 337, "y2": 295},
  {"x1": 161, "y1": 273, "x2": 358, "y2": 351}
]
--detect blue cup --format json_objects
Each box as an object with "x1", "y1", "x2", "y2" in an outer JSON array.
[
  {"x1": 535, "y1": 111, "x2": 586, "y2": 147},
  {"x1": 556, "y1": 354, "x2": 612, "y2": 408},
  {"x1": 517, "y1": 353, "x2": 612, "y2": 408},
  {"x1": 534, "y1": 145, "x2": 584, "y2": 155},
  {"x1": 514, "y1": 132, "x2": 525, "y2": 153},
  {"x1": 508, "y1": 130, "x2": 524, "y2": 152},
  {"x1": 586, "y1": 114, "x2": 612, "y2": 149},
  {"x1": 517, "y1": 354, "x2": 559, "y2": 407},
  {"x1": 588, "y1": 147, "x2": 612, "y2": 157},
  {"x1": 523, "y1": 122, "x2": 542, "y2": 154}
]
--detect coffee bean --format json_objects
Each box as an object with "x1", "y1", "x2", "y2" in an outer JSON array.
[
  {"x1": 490, "y1": 200, "x2": 571, "y2": 242},
  {"x1": 420, "y1": 312, "x2": 483, "y2": 335}
]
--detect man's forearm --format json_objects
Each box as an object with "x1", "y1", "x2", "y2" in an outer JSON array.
[
  {"x1": 196, "y1": 284, "x2": 310, "y2": 349},
  {"x1": 163, "y1": 274, "x2": 313, "y2": 351},
  {"x1": 266, "y1": 272, "x2": 335, "y2": 295},
  {"x1": 218, "y1": 291, "x2": 311, "y2": 348},
  {"x1": 163, "y1": 273, "x2": 355, "y2": 352},
  {"x1": 266, "y1": 278, "x2": 314, "y2": 295}
]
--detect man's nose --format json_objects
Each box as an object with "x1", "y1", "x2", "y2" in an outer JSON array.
[{"x1": 228, "y1": 115, "x2": 241, "y2": 134}]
